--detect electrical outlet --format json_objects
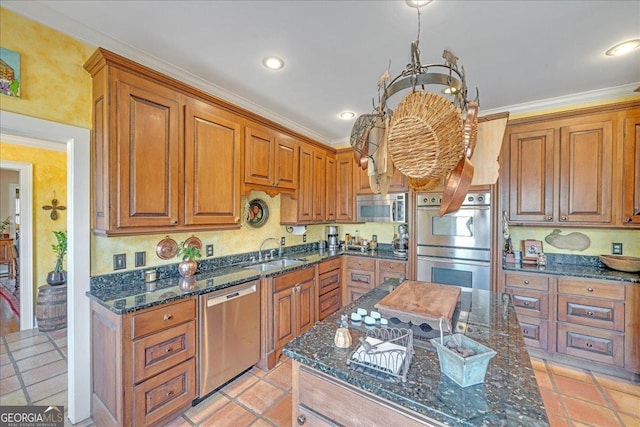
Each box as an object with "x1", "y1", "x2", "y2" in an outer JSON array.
[
  {"x1": 135, "y1": 251, "x2": 146, "y2": 267},
  {"x1": 612, "y1": 243, "x2": 623, "y2": 255},
  {"x1": 206, "y1": 244, "x2": 214, "y2": 257},
  {"x1": 113, "y1": 253, "x2": 126, "y2": 270},
  {"x1": 280, "y1": 236, "x2": 285, "y2": 246},
  {"x1": 303, "y1": 234, "x2": 307, "y2": 243}
]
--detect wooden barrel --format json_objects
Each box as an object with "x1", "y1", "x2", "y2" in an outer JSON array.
[{"x1": 36, "y1": 284, "x2": 67, "y2": 332}]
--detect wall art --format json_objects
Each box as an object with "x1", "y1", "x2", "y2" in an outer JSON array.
[{"x1": 0, "y1": 47, "x2": 21, "y2": 97}]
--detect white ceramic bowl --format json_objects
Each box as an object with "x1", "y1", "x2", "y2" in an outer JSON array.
[
  {"x1": 364, "y1": 316, "x2": 375, "y2": 326},
  {"x1": 351, "y1": 312, "x2": 362, "y2": 322}
]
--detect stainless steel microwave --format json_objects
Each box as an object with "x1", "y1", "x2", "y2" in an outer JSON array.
[{"x1": 356, "y1": 193, "x2": 407, "y2": 223}]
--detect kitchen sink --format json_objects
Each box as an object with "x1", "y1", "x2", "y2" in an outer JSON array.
[{"x1": 244, "y1": 258, "x2": 306, "y2": 272}]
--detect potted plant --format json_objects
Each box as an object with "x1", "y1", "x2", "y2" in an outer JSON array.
[
  {"x1": 0, "y1": 216, "x2": 11, "y2": 238},
  {"x1": 177, "y1": 242, "x2": 201, "y2": 277},
  {"x1": 47, "y1": 230, "x2": 67, "y2": 286}
]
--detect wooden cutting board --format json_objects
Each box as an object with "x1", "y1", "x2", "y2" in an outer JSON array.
[{"x1": 374, "y1": 281, "x2": 461, "y2": 329}]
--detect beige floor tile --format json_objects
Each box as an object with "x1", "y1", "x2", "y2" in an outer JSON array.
[
  {"x1": 21, "y1": 359, "x2": 67, "y2": 386},
  {"x1": 553, "y1": 374, "x2": 607, "y2": 406},
  {"x1": 603, "y1": 388, "x2": 640, "y2": 417},
  {"x1": 0, "y1": 388, "x2": 27, "y2": 405},
  {"x1": 237, "y1": 381, "x2": 285, "y2": 415},
  {"x1": 11, "y1": 341, "x2": 55, "y2": 361},
  {"x1": 162, "y1": 414, "x2": 192, "y2": 427},
  {"x1": 33, "y1": 389, "x2": 67, "y2": 407},
  {"x1": 59, "y1": 346, "x2": 67, "y2": 357},
  {"x1": 263, "y1": 362, "x2": 292, "y2": 391},
  {"x1": 0, "y1": 375, "x2": 22, "y2": 395},
  {"x1": 251, "y1": 366, "x2": 267, "y2": 378},
  {"x1": 264, "y1": 393, "x2": 292, "y2": 427},
  {"x1": 251, "y1": 419, "x2": 276, "y2": 427},
  {"x1": 534, "y1": 369, "x2": 553, "y2": 390},
  {"x1": 7, "y1": 334, "x2": 48, "y2": 350},
  {"x1": 0, "y1": 352, "x2": 9, "y2": 365},
  {"x1": 221, "y1": 371, "x2": 259, "y2": 398},
  {"x1": 26, "y1": 372, "x2": 66, "y2": 403},
  {"x1": 0, "y1": 342, "x2": 6, "y2": 355},
  {"x1": 618, "y1": 411, "x2": 640, "y2": 427},
  {"x1": 183, "y1": 392, "x2": 231, "y2": 424},
  {"x1": 547, "y1": 414, "x2": 570, "y2": 427},
  {"x1": 0, "y1": 362, "x2": 15, "y2": 380},
  {"x1": 594, "y1": 373, "x2": 640, "y2": 398},
  {"x1": 547, "y1": 362, "x2": 593, "y2": 383},
  {"x1": 539, "y1": 388, "x2": 565, "y2": 417},
  {"x1": 4, "y1": 329, "x2": 39, "y2": 343},
  {"x1": 64, "y1": 415, "x2": 95, "y2": 427},
  {"x1": 200, "y1": 401, "x2": 257, "y2": 427},
  {"x1": 16, "y1": 350, "x2": 62, "y2": 372},
  {"x1": 530, "y1": 357, "x2": 547, "y2": 372},
  {"x1": 562, "y1": 395, "x2": 622, "y2": 427},
  {"x1": 48, "y1": 329, "x2": 67, "y2": 340}
]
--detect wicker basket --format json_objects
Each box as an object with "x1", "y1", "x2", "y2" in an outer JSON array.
[
  {"x1": 408, "y1": 176, "x2": 440, "y2": 192},
  {"x1": 388, "y1": 92, "x2": 464, "y2": 179}
]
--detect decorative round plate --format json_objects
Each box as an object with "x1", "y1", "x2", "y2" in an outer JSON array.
[
  {"x1": 184, "y1": 235, "x2": 202, "y2": 250},
  {"x1": 246, "y1": 198, "x2": 269, "y2": 228},
  {"x1": 156, "y1": 236, "x2": 178, "y2": 260}
]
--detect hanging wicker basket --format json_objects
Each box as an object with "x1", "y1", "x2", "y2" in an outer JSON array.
[
  {"x1": 387, "y1": 91, "x2": 465, "y2": 179},
  {"x1": 407, "y1": 176, "x2": 440, "y2": 192}
]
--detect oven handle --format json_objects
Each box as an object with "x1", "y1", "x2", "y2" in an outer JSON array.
[
  {"x1": 416, "y1": 205, "x2": 490, "y2": 212},
  {"x1": 416, "y1": 255, "x2": 490, "y2": 268}
]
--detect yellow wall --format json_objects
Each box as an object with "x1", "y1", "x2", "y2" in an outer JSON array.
[{"x1": 0, "y1": 142, "x2": 67, "y2": 285}]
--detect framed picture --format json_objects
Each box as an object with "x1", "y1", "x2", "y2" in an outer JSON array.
[
  {"x1": 522, "y1": 239, "x2": 543, "y2": 263},
  {"x1": 0, "y1": 47, "x2": 21, "y2": 97}
]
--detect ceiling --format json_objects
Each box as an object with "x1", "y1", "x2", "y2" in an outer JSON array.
[{"x1": 4, "y1": 1, "x2": 639, "y2": 146}]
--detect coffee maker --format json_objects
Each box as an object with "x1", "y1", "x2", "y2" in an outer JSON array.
[
  {"x1": 326, "y1": 226, "x2": 340, "y2": 250},
  {"x1": 393, "y1": 223, "x2": 409, "y2": 256}
]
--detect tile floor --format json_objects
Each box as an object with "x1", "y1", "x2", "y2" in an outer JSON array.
[{"x1": 1, "y1": 327, "x2": 639, "y2": 426}]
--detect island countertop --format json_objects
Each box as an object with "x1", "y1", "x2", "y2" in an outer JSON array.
[{"x1": 283, "y1": 281, "x2": 549, "y2": 427}]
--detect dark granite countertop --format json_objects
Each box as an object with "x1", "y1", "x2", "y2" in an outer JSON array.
[
  {"x1": 283, "y1": 281, "x2": 549, "y2": 427},
  {"x1": 503, "y1": 262, "x2": 640, "y2": 283},
  {"x1": 87, "y1": 248, "x2": 408, "y2": 314}
]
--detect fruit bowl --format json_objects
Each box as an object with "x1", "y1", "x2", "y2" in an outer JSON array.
[{"x1": 599, "y1": 255, "x2": 640, "y2": 273}]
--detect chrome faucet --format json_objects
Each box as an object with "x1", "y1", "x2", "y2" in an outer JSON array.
[{"x1": 259, "y1": 237, "x2": 281, "y2": 261}]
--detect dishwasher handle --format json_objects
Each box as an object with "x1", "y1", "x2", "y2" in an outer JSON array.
[{"x1": 207, "y1": 283, "x2": 257, "y2": 307}]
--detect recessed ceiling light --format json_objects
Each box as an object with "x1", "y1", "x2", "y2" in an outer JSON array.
[
  {"x1": 338, "y1": 111, "x2": 356, "y2": 120},
  {"x1": 605, "y1": 39, "x2": 640, "y2": 56},
  {"x1": 405, "y1": 0, "x2": 434, "y2": 8},
  {"x1": 262, "y1": 56, "x2": 285, "y2": 70}
]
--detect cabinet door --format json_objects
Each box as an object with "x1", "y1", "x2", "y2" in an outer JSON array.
[
  {"x1": 244, "y1": 125, "x2": 275, "y2": 187},
  {"x1": 116, "y1": 78, "x2": 180, "y2": 228},
  {"x1": 508, "y1": 128, "x2": 555, "y2": 222},
  {"x1": 313, "y1": 149, "x2": 326, "y2": 220},
  {"x1": 273, "y1": 287, "x2": 295, "y2": 350},
  {"x1": 296, "y1": 279, "x2": 316, "y2": 336},
  {"x1": 623, "y1": 114, "x2": 640, "y2": 224},
  {"x1": 377, "y1": 260, "x2": 407, "y2": 284},
  {"x1": 336, "y1": 152, "x2": 355, "y2": 222},
  {"x1": 356, "y1": 164, "x2": 407, "y2": 195},
  {"x1": 184, "y1": 105, "x2": 241, "y2": 226},
  {"x1": 297, "y1": 144, "x2": 314, "y2": 222},
  {"x1": 325, "y1": 155, "x2": 337, "y2": 221},
  {"x1": 559, "y1": 120, "x2": 613, "y2": 223},
  {"x1": 274, "y1": 134, "x2": 298, "y2": 190}
]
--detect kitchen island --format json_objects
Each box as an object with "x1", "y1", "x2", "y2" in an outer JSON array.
[{"x1": 284, "y1": 280, "x2": 549, "y2": 426}]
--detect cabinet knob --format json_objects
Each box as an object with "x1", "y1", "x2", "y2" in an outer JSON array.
[
  {"x1": 586, "y1": 342, "x2": 593, "y2": 348},
  {"x1": 163, "y1": 313, "x2": 173, "y2": 321},
  {"x1": 165, "y1": 347, "x2": 173, "y2": 353},
  {"x1": 544, "y1": 215, "x2": 553, "y2": 221},
  {"x1": 587, "y1": 311, "x2": 594, "y2": 316},
  {"x1": 524, "y1": 280, "x2": 529, "y2": 284},
  {"x1": 560, "y1": 216, "x2": 567, "y2": 221},
  {"x1": 523, "y1": 301, "x2": 530, "y2": 306},
  {"x1": 523, "y1": 329, "x2": 529, "y2": 334},
  {"x1": 172, "y1": 219, "x2": 178, "y2": 225},
  {"x1": 627, "y1": 218, "x2": 633, "y2": 222},
  {"x1": 587, "y1": 287, "x2": 594, "y2": 293},
  {"x1": 297, "y1": 415, "x2": 306, "y2": 425},
  {"x1": 166, "y1": 390, "x2": 174, "y2": 398}
]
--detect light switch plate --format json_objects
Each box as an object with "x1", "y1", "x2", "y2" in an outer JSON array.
[
  {"x1": 113, "y1": 253, "x2": 126, "y2": 270},
  {"x1": 206, "y1": 244, "x2": 214, "y2": 257},
  {"x1": 280, "y1": 237, "x2": 286, "y2": 246},
  {"x1": 135, "y1": 251, "x2": 146, "y2": 267},
  {"x1": 612, "y1": 243, "x2": 623, "y2": 255},
  {"x1": 303, "y1": 234, "x2": 307, "y2": 243}
]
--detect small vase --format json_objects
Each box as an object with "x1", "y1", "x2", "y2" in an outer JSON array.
[
  {"x1": 46, "y1": 271, "x2": 67, "y2": 286},
  {"x1": 178, "y1": 260, "x2": 197, "y2": 277}
]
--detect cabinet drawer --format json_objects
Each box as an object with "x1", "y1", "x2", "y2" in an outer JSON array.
[
  {"x1": 131, "y1": 298, "x2": 196, "y2": 339},
  {"x1": 133, "y1": 358, "x2": 196, "y2": 426},
  {"x1": 274, "y1": 266, "x2": 315, "y2": 293},
  {"x1": 346, "y1": 269, "x2": 375, "y2": 289},
  {"x1": 132, "y1": 320, "x2": 196, "y2": 383},
  {"x1": 557, "y1": 323, "x2": 624, "y2": 367},
  {"x1": 318, "y1": 270, "x2": 340, "y2": 295},
  {"x1": 558, "y1": 279, "x2": 625, "y2": 300},
  {"x1": 558, "y1": 295, "x2": 624, "y2": 331},
  {"x1": 345, "y1": 256, "x2": 376, "y2": 271},
  {"x1": 346, "y1": 286, "x2": 370, "y2": 305},
  {"x1": 318, "y1": 258, "x2": 341, "y2": 274},
  {"x1": 506, "y1": 287, "x2": 549, "y2": 318},
  {"x1": 504, "y1": 272, "x2": 549, "y2": 291},
  {"x1": 516, "y1": 314, "x2": 548, "y2": 350},
  {"x1": 319, "y1": 288, "x2": 341, "y2": 321},
  {"x1": 378, "y1": 260, "x2": 407, "y2": 274}
]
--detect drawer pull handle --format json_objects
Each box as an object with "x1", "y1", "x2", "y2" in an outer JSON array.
[
  {"x1": 587, "y1": 311, "x2": 594, "y2": 316},
  {"x1": 297, "y1": 415, "x2": 306, "y2": 425},
  {"x1": 524, "y1": 280, "x2": 529, "y2": 284},
  {"x1": 586, "y1": 343, "x2": 593, "y2": 348},
  {"x1": 165, "y1": 347, "x2": 173, "y2": 353},
  {"x1": 163, "y1": 314, "x2": 173, "y2": 321},
  {"x1": 587, "y1": 287, "x2": 594, "y2": 293},
  {"x1": 523, "y1": 301, "x2": 529, "y2": 306},
  {"x1": 523, "y1": 329, "x2": 529, "y2": 334},
  {"x1": 166, "y1": 390, "x2": 174, "y2": 398}
]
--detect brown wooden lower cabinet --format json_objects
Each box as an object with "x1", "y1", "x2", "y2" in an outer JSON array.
[
  {"x1": 292, "y1": 361, "x2": 443, "y2": 426},
  {"x1": 317, "y1": 259, "x2": 341, "y2": 320},
  {"x1": 91, "y1": 297, "x2": 197, "y2": 427},
  {"x1": 342, "y1": 256, "x2": 407, "y2": 305}
]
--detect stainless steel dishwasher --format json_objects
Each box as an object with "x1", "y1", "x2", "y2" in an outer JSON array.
[{"x1": 198, "y1": 280, "x2": 260, "y2": 398}]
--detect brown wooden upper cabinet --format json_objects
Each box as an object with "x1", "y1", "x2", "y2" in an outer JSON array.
[
  {"x1": 622, "y1": 112, "x2": 640, "y2": 225},
  {"x1": 355, "y1": 161, "x2": 408, "y2": 194},
  {"x1": 243, "y1": 122, "x2": 298, "y2": 196},
  {"x1": 84, "y1": 48, "x2": 243, "y2": 235},
  {"x1": 505, "y1": 113, "x2": 616, "y2": 225},
  {"x1": 335, "y1": 150, "x2": 356, "y2": 223}
]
